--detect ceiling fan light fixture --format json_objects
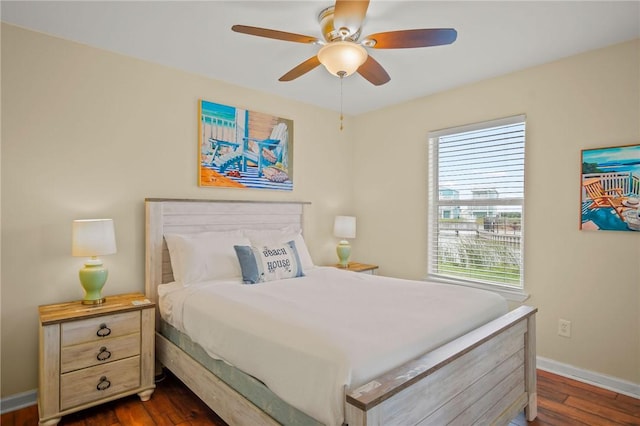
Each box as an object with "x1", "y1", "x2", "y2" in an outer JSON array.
[{"x1": 318, "y1": 41, "x2": 368, "y2": 77}]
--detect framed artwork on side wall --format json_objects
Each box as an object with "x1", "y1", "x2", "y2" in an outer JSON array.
[
  {"x1": 198, "y1": 99, "x2": 294, "y2": 191},
  {"x1": 580, "y1": 143, "x2": 640, "y2": 232}
]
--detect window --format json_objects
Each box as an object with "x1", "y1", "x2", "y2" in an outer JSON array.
[{"x1": 427, "y1": 115, "x2": 526, "y2": 299}]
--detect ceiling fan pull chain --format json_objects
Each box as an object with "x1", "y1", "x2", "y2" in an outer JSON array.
[{"x1": 338, "y1": 71, "x2": 346, "y2": 131}]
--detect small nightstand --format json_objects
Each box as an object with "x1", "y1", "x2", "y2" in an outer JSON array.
[
  {"x1": 332, "y1": 262, "x2": 379, "y2": 275},
  {"x1": 38, "y1": 292, "x2": 156, "y2": 426}
]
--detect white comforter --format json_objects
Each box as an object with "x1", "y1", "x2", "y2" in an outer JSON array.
[{"x1": 158, "y1": 267, "x2": 508, "y2": 426}]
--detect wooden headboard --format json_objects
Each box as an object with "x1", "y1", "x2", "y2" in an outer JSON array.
[{"x1": 144, "y1": 198, "x2": 310, "y2": 309}]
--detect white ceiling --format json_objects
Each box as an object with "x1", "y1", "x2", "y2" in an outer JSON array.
[{"x1": 2, "y1": 1, "x2": 639, "y2": 115}]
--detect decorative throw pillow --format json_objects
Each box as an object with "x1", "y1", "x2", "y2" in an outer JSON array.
[{"x1": 234, "y1": 240, "x2": 304, "y2": 284}]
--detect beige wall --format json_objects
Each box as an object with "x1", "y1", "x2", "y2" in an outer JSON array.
[
  {"x1": 0, "y1": 23, "x2": 355, "y2": 396},
  {"x1": 1, "y1": 23, "x2": 639, "y2": 398},
  {"x1": 352, "y1": 39, "x2": 640, "y2": 384}
]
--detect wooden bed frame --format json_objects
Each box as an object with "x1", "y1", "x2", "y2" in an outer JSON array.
[{"x1": 145, "y1": 198, "x2": 538, "y2": 426}]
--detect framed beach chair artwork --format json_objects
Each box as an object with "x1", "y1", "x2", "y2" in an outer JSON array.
[
  {"x1": 580, "y1": 143, "x2": 640, "y2": 232},
  {"x1": 198, "y1": 99, "x2": 294, "y2": 191}
]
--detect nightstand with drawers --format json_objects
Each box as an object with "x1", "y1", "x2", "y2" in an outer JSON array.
[
  {"x1": 332, "y1": 262, "x2": 379, "y2": 274},
  {"x1": 38, "y1": 292, "x2": 156, "y2": 426}
]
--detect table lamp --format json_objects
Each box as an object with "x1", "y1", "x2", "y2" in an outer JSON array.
[
  {"x1": 72, "y1": 219, "x2": 117, "y2": 305},
  {"x1": 334, "y1": 216, "x2": 356, "y2": 268}
]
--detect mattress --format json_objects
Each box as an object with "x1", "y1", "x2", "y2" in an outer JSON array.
[
  {"x1": 159, "y1": 320, "x2": 321, "y2": 425},
  {"x1": 158, "y1": 266, "x2": 508, "y2": 426}
]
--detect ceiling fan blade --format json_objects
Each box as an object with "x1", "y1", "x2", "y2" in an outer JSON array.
[
  {"x1": 357, "y1": 55, "x2": 390, "y2": 86},
  {"x1": 279, "y1": 56, "x2": 322, "y2": 81},
  {"x1": 364, "y1": 28, "x2": 457, "y2": 49},
  {"x1": 232, "y1": 25, "x2": 319, "y2": 44},
  {"x1": 333, "y1": 0, "x2": 370, "y2": 37}
]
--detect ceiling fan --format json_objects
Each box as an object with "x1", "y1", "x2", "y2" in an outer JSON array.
[{"x1": 231, "y1": 0, "x2": 457, "y2": 86}]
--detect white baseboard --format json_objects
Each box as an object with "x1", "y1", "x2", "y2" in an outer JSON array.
[
  {"x1": 0, "y1": 389, "x2": 37, "y2": 414},
  {"x1": 537, "y1": 356, "x2": 640, "y2": 399}
]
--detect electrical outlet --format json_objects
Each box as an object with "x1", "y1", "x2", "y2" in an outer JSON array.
[{"x1": 558, "y1": 319, "x2": 571, "y2": 338}]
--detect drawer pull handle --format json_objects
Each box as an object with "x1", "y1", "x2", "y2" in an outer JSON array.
[
  {"x1": 97, "y1": 376, "x2": 111, "y2": 391},
  {"x1": 97, "y1": 346, "x2": 112, "y2": 361},
  {"x1": 96, "y1": 324, "x2": 111, "y2": 337}
]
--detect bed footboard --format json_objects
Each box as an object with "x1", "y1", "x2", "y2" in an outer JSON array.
[{"x1": 345, "y1": 306, "x2": 537, "y2": 426}]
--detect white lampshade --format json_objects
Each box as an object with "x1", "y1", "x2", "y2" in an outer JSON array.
[
  {"x1": 72, "y1": 219, "x2": 117, "y2": 257},
  {"x1": 318, "y1": 41, "x2": 368, "y2": 77},
  {"x1": 334, "y1": 216, "x2": 356, "y2": 239}
]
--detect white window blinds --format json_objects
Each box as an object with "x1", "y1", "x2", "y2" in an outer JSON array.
[{"x1": 428, "y1": 115, "x2": 526, "y2": 290}]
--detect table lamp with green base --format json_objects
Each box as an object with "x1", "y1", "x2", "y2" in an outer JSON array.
[
  {"x1": 334, "y1": 215, "x2": 356, "y2": 268},
  {"x1": 72, "y1": 219, "x2": 117, "y2": 305}
]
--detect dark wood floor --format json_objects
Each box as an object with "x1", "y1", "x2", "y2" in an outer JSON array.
[
  {"x1": 1, "y1": 372, "x2": 227, "y2": 426},
  {"x1": 510, "y1": 370, "x2": 640, "y2": 426},
  {"x1": 3, "y1": 369, "x2": 638, "y2": 425}
]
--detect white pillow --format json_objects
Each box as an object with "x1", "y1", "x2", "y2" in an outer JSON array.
[
  {"x1": 164, "y1": 231, "x2": 250, "y2": 285},
  {"x1": 244, "y1": 227, "x2": 314, "y2": 270}
]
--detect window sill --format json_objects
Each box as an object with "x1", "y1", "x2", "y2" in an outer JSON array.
[{"x1": 425, "y1": 275, "x2": 530, "y2": 303}]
